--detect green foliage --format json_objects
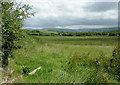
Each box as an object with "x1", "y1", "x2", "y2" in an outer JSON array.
[
  {"x1": 64, "y1": 53, "x2": 81, "y2": 72},
  {"x1": 86, "y1": 46, "x2": 120, "y2": 80},
  {"x1": 22, "y1": 65, "x2": 30, "y2": 75},
  {"x1": 109, "y1": 47, "x2": 120, "y2": 79},
  {"x1": 1, "y1": 1, "x2": 34, "y2": 67}
]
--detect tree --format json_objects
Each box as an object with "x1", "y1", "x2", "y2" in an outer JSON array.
[{"x1": 1, "y1": 0, "x2": 35, "y2": 67}]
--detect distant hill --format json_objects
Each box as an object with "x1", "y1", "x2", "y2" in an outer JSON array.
[
  {"x1": 45, "y1": 27, "x2": 118, "y2": 33},
  {"x1": 38, "y1": 29, "x2": 58, "y2": 34},
  {"x1": 22, "y1": 25, "x2": 118, "y2": 33},
  {"x1": 24, "y1": 28, "x2": 120, "y2": 36},
  {"x1": 24, "y1": 29, "x2": 58, "y2": 36}
]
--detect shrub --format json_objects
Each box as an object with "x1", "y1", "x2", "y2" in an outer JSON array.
[
  {"x1": 109, "y1": 47, "x2": 120, "y2": 79},
  {"x1": 1, "y1": 1, "x2": 35, "y2": 67}
]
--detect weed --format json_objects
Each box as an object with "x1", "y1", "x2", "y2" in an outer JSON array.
[{"x1": 22, "y1": 65, "x2": 30, "y2": 75}]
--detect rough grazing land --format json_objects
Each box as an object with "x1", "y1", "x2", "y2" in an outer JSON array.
[{"x1": 3, "y1": 36, "x2": 119, "y2": 83}]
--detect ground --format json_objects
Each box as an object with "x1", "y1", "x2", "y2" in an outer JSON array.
[{"x1": 2, "y1": 35, "x2": 120, "y2": 83}]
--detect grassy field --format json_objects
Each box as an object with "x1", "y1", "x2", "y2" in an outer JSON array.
[{"x1": 3, "y1": 35, "x2": 120, "y2": 83}]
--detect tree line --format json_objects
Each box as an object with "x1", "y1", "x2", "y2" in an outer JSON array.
[{"x1": 25, "y1": 30, "x2": 120, "y2": 36}]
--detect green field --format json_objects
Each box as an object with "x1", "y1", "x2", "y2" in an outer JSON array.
[{"x1": 3, "y1": 35, "x2": 119, "y2": 83}]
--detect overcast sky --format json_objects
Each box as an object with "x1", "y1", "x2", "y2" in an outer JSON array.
[{"x1": 16, "y1": 0, "x2": 118, "y2": 28}]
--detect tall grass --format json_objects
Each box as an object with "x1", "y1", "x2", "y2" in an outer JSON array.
[{"x1": 2, "y1": 35, "x2": 119, "y2": 83}]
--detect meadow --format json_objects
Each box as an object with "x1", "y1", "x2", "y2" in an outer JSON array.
[{"x1": 3, "y1": 35, "x2": 120, "y2": 83}]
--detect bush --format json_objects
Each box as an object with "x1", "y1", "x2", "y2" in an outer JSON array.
[
  {"x1": 1, "y1": 1, "x2": 35, "y2": 67},
  {"x1": 109, "y1": 47, "x2": 120, "y2": 79}
]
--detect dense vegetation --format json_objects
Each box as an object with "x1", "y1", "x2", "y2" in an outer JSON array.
[
  {"x1": 2, "y1": 35, "x2": 120, "y2": 83},
  {"x1": 1, "y1": 1, "x2": 34, "y2": 67}
]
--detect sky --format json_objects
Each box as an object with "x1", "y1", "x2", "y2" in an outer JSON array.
[{"x1": 16, "y1": 0, "x2": 118, "y2": 28}]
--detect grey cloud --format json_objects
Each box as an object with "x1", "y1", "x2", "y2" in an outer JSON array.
[
  {"x1": 23, "y1": 1, "x2": 118, "y2": 28},
  {"x1": 24, "y1": 16, "x2": 117, "y2": 28},
  {"x1": 84, "y1": 2, "x2": 118, "y2": 12}
]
